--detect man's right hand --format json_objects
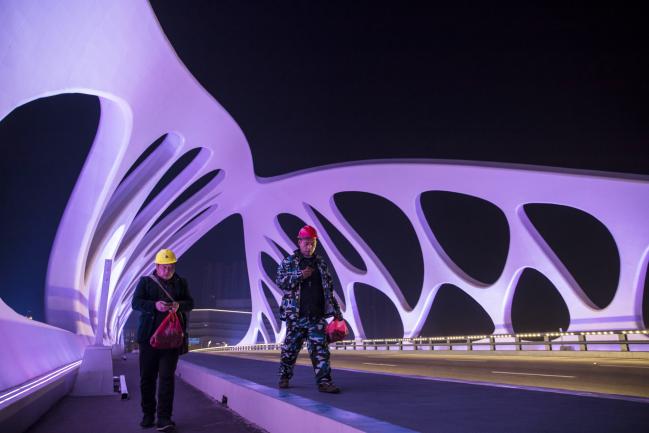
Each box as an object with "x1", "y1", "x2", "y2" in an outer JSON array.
[
  {"x1": 155, "y1": 301, "x2": 170, "y2": 312},
  {"x1": 301, "y1": 266, "x2": 314, "y2": 279}
]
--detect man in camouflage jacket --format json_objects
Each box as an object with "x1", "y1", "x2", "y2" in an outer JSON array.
[{"x1": 276, "y1": 225, "x2": 343, "y2": 393}]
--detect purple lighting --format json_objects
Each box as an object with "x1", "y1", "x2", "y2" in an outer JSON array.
[{"x1": 0, "y1": 0, "x2": 647, "y2": 377}]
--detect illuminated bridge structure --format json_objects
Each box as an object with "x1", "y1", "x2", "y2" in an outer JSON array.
[{"x1": 1, "y1": 1, "x2": 649, "y2": 432}]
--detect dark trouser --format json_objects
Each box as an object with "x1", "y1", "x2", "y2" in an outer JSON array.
[
  {"x1": 279, "y1": 316, "x2": 332, "y2": 384},
  {"x1": 139, "y1": 342, "x2": 180, "y2": 419}
]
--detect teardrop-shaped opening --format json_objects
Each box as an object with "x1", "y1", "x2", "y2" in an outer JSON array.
[
  {"x1": 523, "y1": 204, "x2": 619, "y2": 309},
  {"x1": 511, "y1": 268, "x2": 570, "y2": 333},
  {"x1": 354, "y1": 283, "x2": 403, "y2": 339},
  {"x1": 118, "y1": 134, "x2": 168, "y2": 186},
  {"x1": 149, "y1": 168, "x2": 221, "y2": 230},
  {"x1": 136, "y1": 147, "x2": 202, "y2": 216},
  {"x1": 100, "y1": 133, "x2": 183, "y2": 264},
  {"x1": 180, "y1": 214, "x2": 250, "y2": 306},
  {"x1": 258, "y1": 313, "x2": 275, "y2": 343},
  {"x1": 335, "y1": 192, "x2": 423, "y2": 308},
  {"x1": 420, "y1": 191, "x2": 509, "y2": 285},
  {"x1": 420, "y1": 284, "x2": 495, "y2": 337},
  {"x1": 261, "y1": 253, "x2": 279, "y2": 284},
  {"x1": 170, "y1": 206, "x2": 214, "y2": 238},
  {"x1": 276, "y1": 213, "x2": 305, "y2": 251},
  {"x1": 318, "y1": 247, "x2": 345, "y2": 303},
  {"x1": 0, "y1": 93, "x2": 99, "y2": 322},
  {"x1": 270, "y1": 240, "x2": 290, "y2": 260},
  {"x1": 309, "y1": 205, "x2": 366, "y2": 272},
  {"x1": 262, "y1": 281, "x2": 280, "y2": 326}
]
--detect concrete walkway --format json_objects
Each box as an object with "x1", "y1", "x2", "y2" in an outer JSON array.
[{"x1": 26, "y1": 353, "x2": 265, "y2": 433}]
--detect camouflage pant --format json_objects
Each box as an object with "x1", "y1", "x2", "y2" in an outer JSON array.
[{"x1": 279, "y1": 316, "x2": 332, "y2": 384}]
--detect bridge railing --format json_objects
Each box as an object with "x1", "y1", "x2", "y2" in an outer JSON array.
[
  {"x1": 331, "y1": 330, "x2": 649, "y2": 352},
  {"x1": 192, "y1": 329, "x2": 649, "y2": 353}
]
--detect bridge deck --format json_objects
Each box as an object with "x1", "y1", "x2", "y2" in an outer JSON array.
[{"x1": 182, "y1": 351, "x2": 649, "y2": 433}]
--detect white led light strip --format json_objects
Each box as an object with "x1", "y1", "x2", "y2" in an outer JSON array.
[{"x1": 0, "y1": 360, "x2": 82, "y2": 408}]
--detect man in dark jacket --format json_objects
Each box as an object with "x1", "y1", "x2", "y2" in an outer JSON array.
[
  {"x1": 277, "y1": 225, "x2": 343, "y2": 393},
  {"x1": 132, "y1": 248, "x2": 194, "y2": 431}
]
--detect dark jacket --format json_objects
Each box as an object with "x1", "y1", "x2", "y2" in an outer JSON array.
[
  {"x1": 276, "y1": 250, "x2": 341, "y2": 322},
  {"x1": 132, "y1": 272, "x2": 194, "y2": 353}
]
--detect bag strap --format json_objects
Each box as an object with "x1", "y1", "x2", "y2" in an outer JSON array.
[{"x1": 149, "y1": 275, "x2": 176, "y2": 302}]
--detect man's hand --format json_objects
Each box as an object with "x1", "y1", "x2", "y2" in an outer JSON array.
[
  {"x1": 301, "y1": 266, "x2": 314, "y2": 279},
  {"x1": 155, "y1": 301, "x2": 170, "y2": 312}
]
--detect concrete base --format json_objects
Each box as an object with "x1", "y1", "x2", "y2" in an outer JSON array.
[
  {"x1": 177, "y1": 360, "x2": 415, "y2": 433},
  {"x1": 111, "y1": 343, "x2": 125, "y2": 359},
  {"x1": 71, "y1": 346, "x2": 114, "y2": 396}
]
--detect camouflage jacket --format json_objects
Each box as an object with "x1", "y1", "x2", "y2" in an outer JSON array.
[{"x1": 276, "y1": 250, "x2": 342, "y2": 322}]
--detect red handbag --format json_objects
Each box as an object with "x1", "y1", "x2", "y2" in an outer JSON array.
[
  {"x1": 150, "y1": 311, "x2": 184, "y2": 349},
  {"x1": 326, "y1": 319, "x2": 349, "y2": 343},
  {"x1": 148, "y1": 276, "x2": 184, "y2": 349}
]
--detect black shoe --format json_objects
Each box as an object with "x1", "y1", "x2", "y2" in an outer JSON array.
[
  {"x1": 156, "y1": 418, "x2": 176, "y2": 431},
  {"x1": 140, "y1": 414, "x2": 155, "y2": 428},
  {"x1": 318, "y1": 382, "x2": 341, "y2": 393},
  {"x1": 279, "y1": 377, "x2": 289, "y2": 389}
]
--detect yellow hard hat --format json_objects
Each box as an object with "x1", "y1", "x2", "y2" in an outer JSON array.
[{"x1": 155, "y1": 249, "x2": 177, "y2": 264}]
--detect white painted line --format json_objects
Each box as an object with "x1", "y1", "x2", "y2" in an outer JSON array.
[
  {"x1": 491, "y1": 371, "x2": 575, "y2": 378},
  {"x1": 598, "y1": 364, "x2": 649, "y2": 369},
  {"x1": 363, "y1": 362, "x2": 398, "y2": 367}
]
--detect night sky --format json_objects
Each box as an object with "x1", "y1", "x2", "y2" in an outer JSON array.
[{"x1": 1, "y1": 3, "x2": 647, "y2": 334}]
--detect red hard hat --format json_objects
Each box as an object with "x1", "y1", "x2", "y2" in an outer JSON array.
[{"x1": 297, "y1": 225, "x2": 318, "y2": 239}]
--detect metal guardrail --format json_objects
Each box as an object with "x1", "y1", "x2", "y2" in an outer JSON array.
[
  {"x1": 192, "y1": 329, "x2": 649, "y2": 353},
  {"x1": 331, "y1": 330, "x2": 649, "y2": 352}
]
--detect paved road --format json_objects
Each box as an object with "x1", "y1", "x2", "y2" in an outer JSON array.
[
  {"x1": 183, "y1": 351, "x2": 649, "y2": 433},
  {"x1": 208, "y1": 349, "x2": 649, "y2": 398}
]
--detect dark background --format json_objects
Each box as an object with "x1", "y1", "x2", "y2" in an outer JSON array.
[{"x1": 1, "y1": 2, "x2": 647, "y2": 335}]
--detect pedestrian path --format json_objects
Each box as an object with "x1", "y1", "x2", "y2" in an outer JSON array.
[{"x1": 26, "y1": 353, "x2": 265, "y2": 433}]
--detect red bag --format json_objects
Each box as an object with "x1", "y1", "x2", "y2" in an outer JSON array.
[
  {"x1": 150, "y1": 311, "x2": 184, "y2": 349},
  {"x1": 326, "y1": 319, "x2": 349, "y2": 343}
]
